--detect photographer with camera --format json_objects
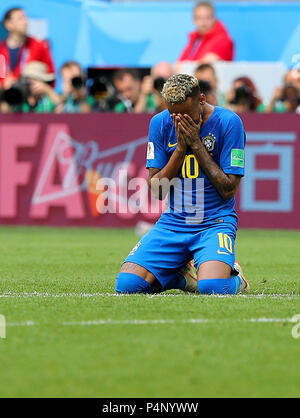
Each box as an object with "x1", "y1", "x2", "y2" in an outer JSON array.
[
  {"x1": 226, "y1": 76, "x2": 264, "y2": 113},
  {"x1": 0, "y1": 61, "x2": 60, "y2": 113},
  {"x1": 113, "y1": 69, "x2": 156, "y2": 113},
  {"x1": 57, "y1": 61, "x2": 94, "y2": 113},
  {"x1": 267, "y1": 83, "x2": 300, "y2": 113},
  {"x1": 194, "y1": 63, "x2": 218, "y2": 105}
]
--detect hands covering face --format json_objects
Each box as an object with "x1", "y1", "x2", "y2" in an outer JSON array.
[{"x1": 171, "y1": 113, "x2": 202, "y2": 152}]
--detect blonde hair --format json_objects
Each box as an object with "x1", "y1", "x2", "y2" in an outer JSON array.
[{"x1": 161, "y1": 74, "x2": 199, "y2": 104}]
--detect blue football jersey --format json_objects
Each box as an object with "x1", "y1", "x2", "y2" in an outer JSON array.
[{"x1": 146, "y1": 106, "x2": 246, "y2": 231}]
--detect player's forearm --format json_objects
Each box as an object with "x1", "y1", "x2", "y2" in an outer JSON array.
[
  {"x1": 149, "y1": 148, "x2": 186, "y2": 200},
  {"x1": 191, "y1": 144, "x2": 238, "y2": 200},
  {"x1": 155, "y1": 148, "x2": 186, "y2": 181}
]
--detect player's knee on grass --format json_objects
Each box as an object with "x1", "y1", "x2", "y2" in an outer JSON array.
[{"x1": 115, "y1": 272, "x2": 154, "y2": 294}]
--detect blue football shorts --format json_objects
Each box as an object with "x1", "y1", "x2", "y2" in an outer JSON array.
[{"x1": 123, "y1": 216, "x2": 237, "y2": 288}]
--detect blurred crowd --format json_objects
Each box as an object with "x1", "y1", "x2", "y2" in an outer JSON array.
[{"x1": 0, "y1": 4, "x2": 300, "y2": 115}]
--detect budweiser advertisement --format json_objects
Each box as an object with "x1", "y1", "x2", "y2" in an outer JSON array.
[{"x1": 0, "y1": 113, "x2": 299, "y2": 229}]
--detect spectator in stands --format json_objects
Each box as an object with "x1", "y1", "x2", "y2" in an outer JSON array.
[
  {"x1": 267, "y1": 83, "x2": 300, "y2": 113},
  {"x1": 0, "y1": 7, "x2": 55, "y2": 89},
  {"x1": 198, "y1": 79, "x2": 217, "y2": 106},
  {"x1": 226, "y1": 76, "x2": 264, "y2": 113},
  {"x1": 284, "y1": 69, "x2": 300, "y2": 91},
  {"x1": 266, "y1": 69, "x2": 300, "y2": 113},
  {"x1": 113, "y1": 69, "x2": 156, "y2": 113},
  {"x1": 194, "y1": 63, "x2": 218, "y2": 105},
  {"x1": 1, "y1": 61, "x2": 60, "y2": 113},
  {"x1": 57, "y1": 61, "x2": 94, "y2": 113},
  {"x1": 151, "y1": 62, "x2": 173, "y2": 81},
  {"x1": 175, "y1": 1, "x2": 233, "y2": 72},
  {"x1": 195, "y1": 63, "x2": 217, "y2": 89}
]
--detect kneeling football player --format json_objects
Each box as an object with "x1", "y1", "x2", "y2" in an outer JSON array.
[{"x1": 116, "y1": 74, "x2": 249, "y2": 295}]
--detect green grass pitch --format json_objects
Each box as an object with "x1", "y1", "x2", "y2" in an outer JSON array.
[{"x1": 0, "y1": 226, "x2": 299, "y2": 398}]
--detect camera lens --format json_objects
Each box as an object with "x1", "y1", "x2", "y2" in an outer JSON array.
[
  {"x1": 4, "y1": 86, "x2": 24, "y2": 106},
  {"x1": 71, "y1": 76, "x2": 84, "y2": 89}
]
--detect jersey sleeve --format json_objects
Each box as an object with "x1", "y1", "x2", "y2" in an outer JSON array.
[
  {"x1": 146, "y1": 114, "x2": 169, "y2": 170},
  {"x1": 220, "y1": 113, "x2": 246, "y2": 176}
]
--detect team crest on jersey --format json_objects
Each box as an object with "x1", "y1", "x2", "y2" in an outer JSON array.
[{"x1": 201, "y1": 133, "x2": 216, "y2": 152}]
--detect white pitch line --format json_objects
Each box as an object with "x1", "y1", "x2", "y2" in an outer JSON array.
[
  {"x1": 63, "y1": 319, "x2": 211, "y2": 326},
  {"x1": 0, "y1": 292, "x2": 298, "y2": 300},
  {"x1": 248, "y1": 318, "x2": 296, "y2": 323},
  {"x1": 6, "y1": 320, "x2": 35, "y2": 327},
  {"x1": 62, "y1": 318, "x2": 298, "y2": 326},
  {"x1": 4, "y1": 318, "x2": 298, "y2": 328}
]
